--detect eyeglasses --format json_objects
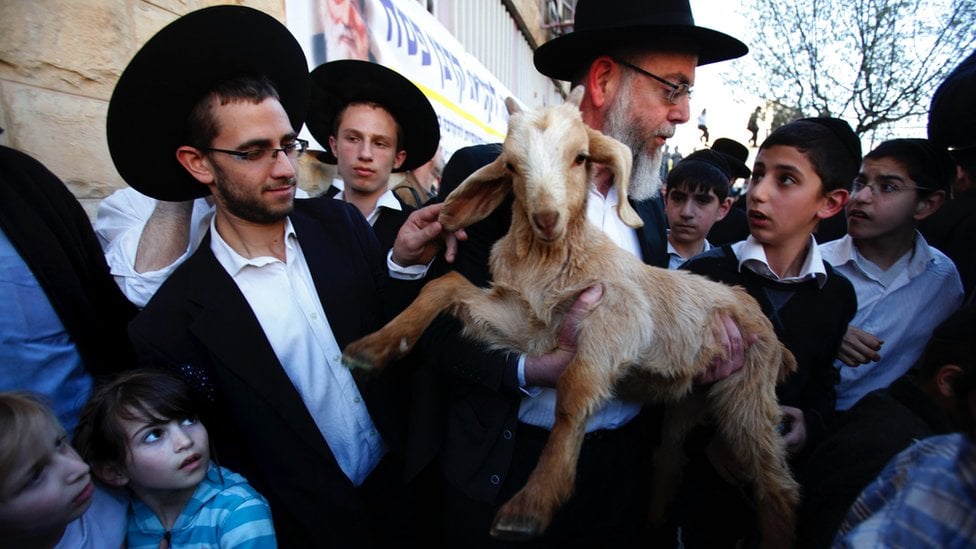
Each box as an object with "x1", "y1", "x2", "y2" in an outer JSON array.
[
  {"x1": 201, "y1": 139, "x2": 309, "y2": 163},
  {"x1": 614, "y1": 58, "x2": 693, "y2": 104},
  {"x1": 851, "y1": 179, "x2": 931, "y2": 197}
]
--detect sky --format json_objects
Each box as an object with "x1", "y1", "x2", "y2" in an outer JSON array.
[{"x1": 671, "y1": 1, "x2": 759, "y2": 160}]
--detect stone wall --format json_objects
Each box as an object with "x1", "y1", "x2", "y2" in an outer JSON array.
[{"x1": 0, "y1": 0, "x2": 296, "y2": 219}]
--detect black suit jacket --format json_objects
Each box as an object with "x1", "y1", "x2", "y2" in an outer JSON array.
[
  {"x1": 421, "y1": 144, "x2": 668, "y2": 503},
  {"x1": 0, "y1": 145, "x2": 135, "y2": 378},
  {"x1": 129, "y1": 196, "x2": 419, "y2": 547}
]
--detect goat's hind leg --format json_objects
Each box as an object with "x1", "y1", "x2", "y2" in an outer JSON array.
[
  {"x1": 490, "y1": 354, "x2": 613, "y2": 541},
  {"x1": 710, "y1": 369, "x2": 799, "y2": 549},
  {"x1": 342, "y1": 271, "x2": 479, "y2": 373}
]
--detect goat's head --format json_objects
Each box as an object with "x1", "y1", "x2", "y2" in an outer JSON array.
[{"x1": 439, "y1": 87, "x2": 642, "y2": 242}]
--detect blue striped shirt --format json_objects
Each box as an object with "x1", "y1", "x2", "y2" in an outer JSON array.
[
  {"x1": 821, "y1": 233, "x2": 963, "y2": 410},
  {"x1": 127, "y1": 463, "x2": 276, "y2": 548},
  {"x1": 834, "y1": 433, "x2": 976, "y2": 548}
]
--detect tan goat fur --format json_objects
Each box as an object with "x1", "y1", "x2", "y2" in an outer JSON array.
[{"x1": 342, "y1": 87, "x2": 800, "y2": 547}]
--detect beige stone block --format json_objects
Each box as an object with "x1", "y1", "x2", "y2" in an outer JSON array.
[
  {"x1": 2, "y1": 81, "x2": 122, "y2": 200},
  {"x1": 0, "y1": 0, "x2": 137, "y2": 100}
]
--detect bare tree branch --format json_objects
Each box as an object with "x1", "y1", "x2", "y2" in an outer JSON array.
[{"x1": 734, "y1": 0, "x2": 976, "y2": 139}]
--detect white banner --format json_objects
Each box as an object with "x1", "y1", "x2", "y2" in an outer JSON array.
[{"x1": 286, "y1": 0, "x2": 511, "y2": 158}]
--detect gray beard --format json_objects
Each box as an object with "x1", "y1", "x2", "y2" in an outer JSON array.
[{"x1": 603, "y1": 85, "x2": 665, "y2": 202}]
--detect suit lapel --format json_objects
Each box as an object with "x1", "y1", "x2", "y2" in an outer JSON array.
[{"x1": 182, "y1": 243, "x2": 339, "y2": 465}]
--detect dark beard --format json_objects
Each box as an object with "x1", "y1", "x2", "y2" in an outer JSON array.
[{"x1": 211, "y1": 162, "x2": 294, "y2": 224}]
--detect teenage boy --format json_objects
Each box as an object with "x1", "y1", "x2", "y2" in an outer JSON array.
[
  {"x1": 675, "y1": 117, "x2": 861, "y2": 548},
  {"x1": 307, "y1": 60, "x2": 440, "y2": 250},
  {"x1": 820, "y1": 138, "x2": 963, "y2": 411},
  {"x1": 665, "y1": 149, "x2": 735, "y2": 269}
]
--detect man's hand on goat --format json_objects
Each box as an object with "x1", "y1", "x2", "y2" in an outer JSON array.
[
  {"x1": 523, "y1": 284, "x2": 604, "y2": 388},
  {"x1": 779, "y1": 405, "x2": 807, "y2": 454},
  {"x1": 694, "y1": 313, "x2": 758, "y2": 384},
  {"x1": 391, "y1": 203, "x2": 468, "y2": 267},
  {"x1": 837, "y1": 326, "x2": 883, "y2": 366}
]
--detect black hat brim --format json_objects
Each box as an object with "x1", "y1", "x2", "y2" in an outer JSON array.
[
  {"x1": 307, "y1": 60, "x2": 440, "y2": 173},
  {"x1": 106, "y1": 6, "x2": 311, "y2": 202},
  {"x1": 535, "y1": 26, "x2": 748, "y2": 81}
]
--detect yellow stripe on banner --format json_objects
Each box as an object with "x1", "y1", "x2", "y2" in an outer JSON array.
[{"x1": 412, "y1": 80, "x2": 507, "y2": 140}]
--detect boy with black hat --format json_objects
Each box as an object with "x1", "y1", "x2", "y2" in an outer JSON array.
[
  {"x1": 677, "y1": 117, "x2": 861, "y2": 547},
  {"x1": 424, "y1": 0, "x2": 751, "y2": 545},
  {"x1": 109, "y1": 6, "x2": 450, "y2": 546},
  {"x1": 664, "y1": 148, "x2": 735, "y2": 268},
  {"x1": 308, "y1": 59, "x2": 440, "y2": 250}
]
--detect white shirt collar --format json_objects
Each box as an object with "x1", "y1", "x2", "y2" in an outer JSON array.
[
  {"x1": 210, "y1": 216, "x2": 297, "y2": 277},
  {"x1": 330, "y1": 179, "x2": 402, "y2": 225},
  {"x1": 825, "y1": 231, "x2": 936, "y2": 281},
  {"x1": 733, "y1": 234, "x2": 827, "y2": 288}
]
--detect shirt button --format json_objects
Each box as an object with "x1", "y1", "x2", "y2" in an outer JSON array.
[
  {"x1": 333, "y1": 355, "x2": 341, "y2": 362},
  {"x1": 490, "y1": 474, "x2": 500, "y2": 485},
  {"x1": 369, "y1": 429, "x2": 376, "y2": 436},
  {"x1": 502, "y1": 429, "x2": 513, "y2": 440},
  {"x1": 353, "y1": 397, "x2": 361, "y2": 403},
  {"x1": 311, "y1": 313, "x2": 318, "y2": 320}
]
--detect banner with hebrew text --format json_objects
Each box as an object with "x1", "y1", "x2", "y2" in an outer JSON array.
[{"x1": 286, "y1": 0, "x2": 512, "y2": 159}]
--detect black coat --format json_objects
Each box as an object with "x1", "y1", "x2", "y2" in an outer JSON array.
[
  {"x1": 129, "y1": 196, "x2": 421, "y2": 547},
  {"x1": 0, "y1": 145, "x2": 136, "y2": 378}
]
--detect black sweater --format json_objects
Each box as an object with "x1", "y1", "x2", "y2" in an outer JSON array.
[{"x1": 683, "y1": 244, "x2": 856, "y2": 445}]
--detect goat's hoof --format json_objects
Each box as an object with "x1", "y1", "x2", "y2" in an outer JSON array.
[{"x1": 489, "y1": 515, "x2": 544, "y2": 541}]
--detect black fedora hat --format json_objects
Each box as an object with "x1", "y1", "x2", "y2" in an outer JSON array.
[
  {"x1": 106, "y1": 6, "x2": 311, "y2": 202},
  {"x1": 307, "y1": 60, "x2": 440, "y2": 172},
  {"x1": 711, "y1": 137, "x2": 751, "y2": 179},
  {"x1": 534, "y1": 0, "x2": 748, "y2": 81},
  {"x1": 928, "y1": 48, "x2": 976, "y2": 151}
]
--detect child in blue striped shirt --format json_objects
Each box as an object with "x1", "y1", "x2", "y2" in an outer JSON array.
[{"x1": 74, "y1": 370, "x2": 276, "y2": 548}]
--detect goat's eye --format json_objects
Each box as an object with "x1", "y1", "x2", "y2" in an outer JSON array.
[
  {"x1": 505, "y1": 162, "x2": 515, "y2": 173},
  {"x1": 574, "y1": 154, "x2": 587, "y2": 165}
]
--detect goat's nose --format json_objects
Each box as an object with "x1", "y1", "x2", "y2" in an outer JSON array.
[{"x1": 533, "y1": 211, "x2": 559, "y2": 233}]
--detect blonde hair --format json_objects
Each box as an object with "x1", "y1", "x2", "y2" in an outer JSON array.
[{"x1": 0, "y1": 392, "x2": 61, "y2": 489}]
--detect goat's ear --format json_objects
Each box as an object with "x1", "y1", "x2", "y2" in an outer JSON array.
[
  {"x1": 585, "y1": 127, "x2": 643, "y2": 228},
  {"x1": 567, "y1": 86, "x2": 585, "y2": 108},
  {"x1": 439, "y1": 156, "x2": 513, "y2": 231},
  {"x1": 505, "y1": 97, "x2": 522, "y2": 116}
]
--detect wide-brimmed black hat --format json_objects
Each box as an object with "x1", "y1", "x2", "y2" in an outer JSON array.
[
  {"x1": 534, "y1": 0, "x2": 748, "y2": 81},
  {"x1": 929, "y1": 48, "x2": 976, "y2": 151},
  {"x1": 307, "y1": 60, "x2": 439, "y2": 172},
  {"x1": 711, "y1": 138, "x2": 751, "y2": 179},
  {"x1": 106, "y1": 6, "x2": 311, "y2": 202}
]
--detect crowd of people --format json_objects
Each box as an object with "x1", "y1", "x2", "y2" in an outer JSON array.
[{"x1": 1, "y1": 0, "x2": 975, "y2": 547}]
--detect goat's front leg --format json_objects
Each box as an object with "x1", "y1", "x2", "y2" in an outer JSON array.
[
  {"x1": 342, "y1": 271, "x2": 479, "y2": 373},
  {"x1": 490, "y1": 354, "x2": 613, "y2": 541}
]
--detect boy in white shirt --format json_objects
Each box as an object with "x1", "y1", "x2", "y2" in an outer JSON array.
[{"x1": 820, "y1": 138, "x2": 963, "y2": 410}]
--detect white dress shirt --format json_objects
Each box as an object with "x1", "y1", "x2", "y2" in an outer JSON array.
[
  {"x1": 820, "y1": 233, "x2": 963, "y2": 410},
  {"x1": 517, "y1": 184, "x2": 645, "y2": 432},
  {"x1": 210, "y1": 216, "x2": 385, "y2": 485}
]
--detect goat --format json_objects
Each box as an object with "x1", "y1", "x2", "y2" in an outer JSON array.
[{"x1": 342, "y1": 87, "x2": 800, "y2": 548}]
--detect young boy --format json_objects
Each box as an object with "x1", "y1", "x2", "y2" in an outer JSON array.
[
  {"x1": 0, "y1": 392, "x2": 127, "y2": 548},
  {"x1": 664, "y1": 149, "x2": 735, "y2": 269},
  {"x1": 673, "y1": 118, "x2": 861, "y2": 548},
  {"x1": 820, "y1": 138, "x2": 963, "y2": 410},
  {"x1": 74, "y1": 370, "x2": 276, "y2": 548}
]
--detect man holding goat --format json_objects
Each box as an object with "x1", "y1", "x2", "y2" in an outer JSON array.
[{"x1": 423, "y1": 0, "x2": 751, "y2": 545}]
